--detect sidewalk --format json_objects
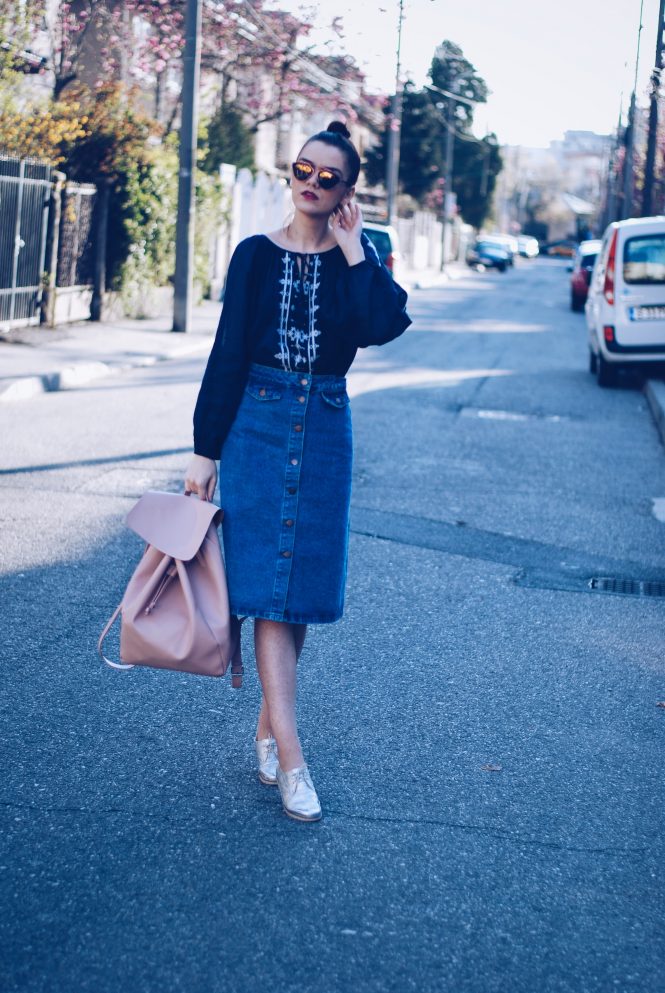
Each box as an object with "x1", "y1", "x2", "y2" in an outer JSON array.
[
  {"x1": 401, "y1": 259, "x2": 468, "y2": 290},
  {"x1": 0, "y1": 301, "x2": 220, "y2": 402},
  {"x1": 645, "y1": 378, "x2": 665, "y2": 449},
  {"x1": 0, "y1": 266, "x2": 470, "y2": 404}
]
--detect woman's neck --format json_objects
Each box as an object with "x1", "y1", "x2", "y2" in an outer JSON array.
[{"x1": 283, "y1": 213, "x2": 336, "y2": 253}]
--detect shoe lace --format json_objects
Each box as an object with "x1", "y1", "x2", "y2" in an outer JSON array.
[{"x1": 287, "y1": 766, "x2": 311, "y2": 794}]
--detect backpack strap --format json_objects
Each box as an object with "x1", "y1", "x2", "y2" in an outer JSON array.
[
  {"x1": 98, "y1": 603, "x2": 135, "y2": 670},
  {"x1": 230, "y1": 616, "x2": 246, "y2": 689}
]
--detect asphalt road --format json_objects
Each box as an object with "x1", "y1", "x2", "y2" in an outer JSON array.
[{"x1": 1, "y1": 258, "x2": 663, "y2": 993}]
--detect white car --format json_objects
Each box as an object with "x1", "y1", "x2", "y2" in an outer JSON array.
[
  {"x1": 487, "y1": 233, "x2": 519, "y2": 259},
  {"x1": 585, "y1": 216, "x2": 665, "y2": 386},
  {"x1": 517, "y1": 235, "x2": 539, "y2": 258}
]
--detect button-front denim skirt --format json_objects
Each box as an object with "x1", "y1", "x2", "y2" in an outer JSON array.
[{"x1": 219, "y1": 363, "x2": 353, "y2": 624}]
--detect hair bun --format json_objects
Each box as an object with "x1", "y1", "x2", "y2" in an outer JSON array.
[{"x1": 327, "y1": 120, "x2": 351, "y2": 139}]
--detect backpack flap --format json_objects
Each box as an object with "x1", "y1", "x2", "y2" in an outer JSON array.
[{"x1": 125, "y1": 490, "x2": 223, "y2": 561}]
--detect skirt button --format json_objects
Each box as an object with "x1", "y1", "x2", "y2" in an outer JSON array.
[
  {"x1": 294, "y1": 423, "x2": 303, "y2": 432},
  {"x1": 281, "y1": 550, "x2": 292, "y2": 558}
]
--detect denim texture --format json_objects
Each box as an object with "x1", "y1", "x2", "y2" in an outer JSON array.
[{"x1": 219, "y1": 363, "x2": 353, "y2": 624}]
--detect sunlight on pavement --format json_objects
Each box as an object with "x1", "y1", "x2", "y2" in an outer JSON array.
[
  {"x1": 651, "y1": 497, "x2": 665, "y2": 523},
  {"x1": 347, "y1": 365, "x2": 512, "y2": 398},
  {"x1": 416, "y1": 319, "x2": 549, "y2": 335}
]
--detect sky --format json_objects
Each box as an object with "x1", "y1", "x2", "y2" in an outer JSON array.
[{"x1": 276, "y1": 0, "x2": 662, "y2": 148}]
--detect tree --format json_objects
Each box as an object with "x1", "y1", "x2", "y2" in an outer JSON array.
[
  {"x1": 0, "y1": 1, "x2": 47, "y2": 108},
  {"x1": 199, "y1": 1, "x2": 356, "y2": 136},
  {"x1": 0, "y1": 1, "x2": 185, "y2": 103},
  {"x1": 200, "y1": 102, "x2": 255, "y2": 173},
  {"x1": 450, "y1": 134, "x2": 502, "y2": 229},
  {"x1": 428, "y1": 40, "x2": 488, "y2": 132},
  {"x1": 364, "y1": 83, "x2": 442, "y2": 201},
  {"x1": 365, "y1": 40, "x2": 501, "y2": 228}
]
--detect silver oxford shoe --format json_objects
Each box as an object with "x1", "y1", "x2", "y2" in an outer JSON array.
[
  {"x1": 276, "y1": 764, "x2": 322, "y2": 822},
  {"x1": 255, "y1": 736, "x2": 279, "y2": 785}
]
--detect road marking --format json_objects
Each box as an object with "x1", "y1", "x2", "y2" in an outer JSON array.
[
  {"x1": 460, "y1": 407, "x2": 567, "y2": 423},
  {"x1": 651, "y1": 497, "x2": 665, "y2": 523}
]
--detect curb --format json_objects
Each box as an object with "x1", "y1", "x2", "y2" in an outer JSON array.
[
  {"x1": 644, "y1": 379, "x2": 665, "y2": 448},
  {"x1": 0, "y1": 340, "x2": 210, "y2": 404}
]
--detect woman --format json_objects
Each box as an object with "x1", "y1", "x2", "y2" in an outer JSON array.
[{"x1": 185, "y1": 121, "x2": 411, "y2": 822}]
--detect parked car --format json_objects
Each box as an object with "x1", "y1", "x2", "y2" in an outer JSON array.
[
  {"x1": 362, "y1": 222, "x2": 402, "y2": 280},
  {"x1": 485, "y1": 233, "x2": 518, "y2": 263},
  {"x1": 585, "y1": 216, "x2": 665, "y2": 386},
  {"x1": 541, "y1": 239, "x2": 577, "y2": 258},
  {"x1": 569, "y1": 239, "x2": 602, "y2": 311},
  {"x1": 466, "y1": 239, "x2": 511, "y2": 272},
  {"x1": 517, "y1": 235, "x2": 539, "y2": 258}
]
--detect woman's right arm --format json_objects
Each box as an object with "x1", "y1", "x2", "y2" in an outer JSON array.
[{"x1": 191, "y1": 239, "x2": 257, "y2": 462}]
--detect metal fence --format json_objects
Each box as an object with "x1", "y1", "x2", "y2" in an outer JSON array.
[
  {"x1": 56, "y1": 182, "x2": 96, "y2": 289},
  {"x1": 0, "y1": 156, "x2": 52, "y2": 329}
]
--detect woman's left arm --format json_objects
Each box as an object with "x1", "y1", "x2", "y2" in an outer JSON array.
[{"x1": 333, "y1": 202, "x2": 411, "y2": 347}]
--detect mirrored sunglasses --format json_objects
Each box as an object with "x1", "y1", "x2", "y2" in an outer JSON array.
[{"x1": 291, "y1": 160, "x2": 349, "y2": 190}]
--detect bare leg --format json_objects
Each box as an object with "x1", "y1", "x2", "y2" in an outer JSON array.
[
  {"x1": 254, "y1": 619, "x2": 307, "y2": 771},
  {"x1": 255, "y1": 623, "x2": 306, "y2": 739}
]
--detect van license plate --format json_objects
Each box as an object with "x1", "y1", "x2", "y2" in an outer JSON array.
[{"x1": 630, "y1": 305, "x2": 665, "y2": 320}]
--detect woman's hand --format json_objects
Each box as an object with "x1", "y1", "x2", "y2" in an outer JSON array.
[
  {"x1": 185, "y1": 454, "x2": 217, "y2": 501},
  {"x1": 332, "y1": 200, "x2": 365, "y2": 266}
]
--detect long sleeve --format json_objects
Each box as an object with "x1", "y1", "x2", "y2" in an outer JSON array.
[
  {"x1": 342, "y1": 234, "x2": 412, "y2": 347},
  {"x1": 193, "y1": 239, "x2": 257, "y2": 460}
]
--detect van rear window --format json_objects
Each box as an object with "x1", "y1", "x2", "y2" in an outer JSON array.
[{"x1": 623, "y1": 234, "x2": 665, "y2": 284}]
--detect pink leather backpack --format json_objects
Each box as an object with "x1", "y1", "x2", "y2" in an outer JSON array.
[{"x1": 98, "y1": 490, "x2": 243, "y2": 685}]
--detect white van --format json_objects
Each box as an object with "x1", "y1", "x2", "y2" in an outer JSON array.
[{"x1": 585, "y1": 216, "x2": 665, "y2": 386}]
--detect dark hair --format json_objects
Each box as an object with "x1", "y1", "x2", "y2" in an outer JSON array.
[{"x1": 300, "y1": 120, "x2": 361, "y2": 186}]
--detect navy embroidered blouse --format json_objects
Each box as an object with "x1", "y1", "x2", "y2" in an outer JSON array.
[{"x1": 193, "y1": 232, "x2": 411, "y2": 459}]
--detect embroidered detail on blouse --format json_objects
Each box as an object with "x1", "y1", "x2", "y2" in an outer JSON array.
[{"x1": 275, "y1": 252, "x2": 321, "y2": 372}]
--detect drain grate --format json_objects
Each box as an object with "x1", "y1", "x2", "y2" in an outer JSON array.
[{"x1": 589, "y1": 577, "x2": 665, "y2": 598}]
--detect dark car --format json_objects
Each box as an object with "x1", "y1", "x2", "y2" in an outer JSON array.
[
  {"x1": 541, "y1": 238, "x2": 577, "y2": 258},
  {"x1": 569, "y1": 239, "x2": 602, "y2": 311},
  {"x1": 362, "y1": 223, "x2": 402, "y2": 279},
  {"x1": 467, "y1": 240, "x2": 511, "y2": 272}
]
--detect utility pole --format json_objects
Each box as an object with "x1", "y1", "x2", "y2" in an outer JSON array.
[
  {"x1": 172, "y1": 0, "x2": 202, "y2": 333},
  {"x1": 385, "y1": 0, "x2": 404, "y2": 227},
  {"x1": 622, "y1": 91, "x2": 636, "y2": 220},
  {"x1": 622, "y1": 0, "x2": 645, "y2": 220},
  {"x1": 439, "y1": 89, "x2": 457, "y2": 271},
  {"x1": 605, "y1": 96, "x2": 624, "y2": 226},
  {"x1": 642, "y1": 0, "x2": 665, "y2": 216}
]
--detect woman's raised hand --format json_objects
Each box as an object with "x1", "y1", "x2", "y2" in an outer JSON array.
[
  {"x1": 184, "y1": 454, "x2": 217, "y2": 501},
  {"x1": 332, "y1": 200, "x2": 365, "y2": 265}
]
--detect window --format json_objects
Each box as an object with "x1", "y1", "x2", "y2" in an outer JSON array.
[{"x1": 623, "y1": 234, "x2": 665, "y2": 284}]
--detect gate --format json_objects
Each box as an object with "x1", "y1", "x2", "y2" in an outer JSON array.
[
  {"x1": 52, "y1": 180, "x2": 97, "y2": 324},
  {"x1": 0, "y1": 156, "x2": 52, "y2": 330}
]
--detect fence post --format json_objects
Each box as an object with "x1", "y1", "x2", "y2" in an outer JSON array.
[
  {"x1": 41, "y1": 171, "x2": 65, "y2": 328},
  {"x1": 8, "y1": 160, "x2": 26, "y2": 326},
  {"x1": 91, "y1": 180, "x2": 109, "y2": 322}
]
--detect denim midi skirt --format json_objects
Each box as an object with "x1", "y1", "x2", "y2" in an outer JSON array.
[{"x1": 219, "y1": 363, "x2": 353, "y2": 624}]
